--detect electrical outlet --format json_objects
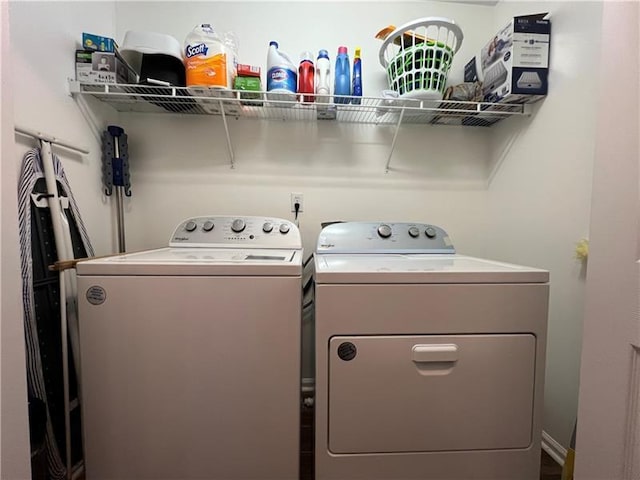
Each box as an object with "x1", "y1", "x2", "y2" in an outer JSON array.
[{"x1": 290, "y1": 193, "x2": 304, "y2": 213}]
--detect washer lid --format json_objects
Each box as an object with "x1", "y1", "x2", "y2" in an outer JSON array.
[
  {"x1": 77, "y1": 247, "x2": 303, "y2": 276},
  {"x1": 314, "y1": 254, "x2": 548, "y2": 284}
]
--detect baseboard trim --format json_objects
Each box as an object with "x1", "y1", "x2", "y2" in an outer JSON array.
[{"x1": 542, "y1": 430, "x2": 567, "y2": 466}]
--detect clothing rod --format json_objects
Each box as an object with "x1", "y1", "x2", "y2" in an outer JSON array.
[{"x1": 14, "y1": 126, "x2": 90, "y2": 155}]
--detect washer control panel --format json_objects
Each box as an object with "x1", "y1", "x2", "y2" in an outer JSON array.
[
  {"x1": 316, "y1": 222, "x2": 455, "y2": 254},
  {"x1": 169, "y1": 216, "x2": 301, "y2": 248}
]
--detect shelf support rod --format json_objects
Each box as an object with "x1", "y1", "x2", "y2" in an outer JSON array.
[
  {"x1": 385, "y1": 107, "x2": 405, "y2": 173},
  {"x1": 219, "y1": 100, "x2": 235, "y2": 169}
]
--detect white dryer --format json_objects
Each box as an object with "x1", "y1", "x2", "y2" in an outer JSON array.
[
  {"x1": 314, "y1": 222, "x2": 549, "y2": 480},
  {"x1": 77, "y1": 216, "x2": 302, "y2": 480}
]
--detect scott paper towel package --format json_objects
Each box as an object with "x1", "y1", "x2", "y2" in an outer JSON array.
[{"x1": 184, "y1": 24, "x2": 229, "y2": 88}]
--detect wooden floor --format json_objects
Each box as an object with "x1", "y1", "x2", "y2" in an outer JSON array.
[{"x1": 540, "y1": 450, "x2": 563, "y2": 480}]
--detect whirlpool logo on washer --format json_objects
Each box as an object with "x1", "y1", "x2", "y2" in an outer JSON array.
[{"x1": 86, "y1": 286, "x2": 107, "y2": 305}]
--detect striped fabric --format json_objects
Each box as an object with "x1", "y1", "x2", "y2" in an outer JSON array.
[{"x1": 18, "y1": 147, "x2": 94, "y2": 479}]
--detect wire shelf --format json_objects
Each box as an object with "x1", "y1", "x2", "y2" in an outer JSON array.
[{"x1": 69, "y1": 81, "x2": 529, "y2": 127}]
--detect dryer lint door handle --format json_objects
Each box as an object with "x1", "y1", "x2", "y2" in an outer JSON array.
[{"x1": 411, "y1": 344, "x2": 458, "y2": 363}]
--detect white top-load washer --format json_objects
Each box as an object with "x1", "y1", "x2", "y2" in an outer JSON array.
[
  {"x1": 77, "y1": 216, "x2": 302, "y2": 480},
  {"x1": 314, "y1": 222, "x2": 549, "y2": 480}
]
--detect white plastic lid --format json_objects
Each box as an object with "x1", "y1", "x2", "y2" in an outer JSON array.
[
  {"x1": 300, "y1": 51, "x2": 314, "y2": 62},
  {"x1": 120, "y1": 31, "x2": 183, "y2": 73}
]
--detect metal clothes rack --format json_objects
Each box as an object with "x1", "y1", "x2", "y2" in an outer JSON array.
[{"x1": 15, "y1": 125, "x2": 89, "y2": 480}]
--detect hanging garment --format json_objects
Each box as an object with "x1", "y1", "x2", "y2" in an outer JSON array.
[{"x1": 18, "y1": 148, "x2": 94, "y2": 480}]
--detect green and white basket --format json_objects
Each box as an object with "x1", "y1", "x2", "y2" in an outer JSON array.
[{"x1": 379, "y1": 17, "x2": 464, "y2": 101}]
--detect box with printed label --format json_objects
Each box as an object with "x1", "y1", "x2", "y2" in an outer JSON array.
[
  {"x1": 82, "y1": 33, "x2": 117, "y2": 52},
  {"x1": 234, "y1": 76, "x2": 263, "y2": 105},
  {"x1": 465, "y1": 13, "x2": 551, "y2": 104},
  {"x1": 75, "y1": 50, "x2": 138, "y2": 84},
  {"x1": 237, "y1": 64, "x2": 261, "y2": 78}
]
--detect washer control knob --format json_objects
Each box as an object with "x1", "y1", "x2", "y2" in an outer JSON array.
[
  {"x1": 185, "y1": 221, "x2": 197, "y2": 232},
  {"x1": 263, "y1": 222, "x2": 274, "y2": 233},
  {"x1": 279, "y1": 223, "x2": 290, "y2": 234},
  {"x1": 425, "y1": 226, "x2": 437, "y2": 238},
  {"x1": 377, "y1": 224, "x2": 392, "y2": 238},
  {"x1": 231, "y1": 219, "x2": 246, "y2": 233},
  {"x1": 203, "y1": 221, "x2": 214, "y2": 232},
  {"x1": 408, "y1": 226, "x2": 420, "y2": 238}
]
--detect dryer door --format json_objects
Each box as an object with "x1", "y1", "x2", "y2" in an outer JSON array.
[{"x1": 328, "y1": 334, "x2": 536, "y2": 454}]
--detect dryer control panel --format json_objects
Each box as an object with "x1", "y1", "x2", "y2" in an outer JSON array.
[
  {"x1": 316, "y1": 222, "x2": 455, "y2": 254},
  {"x1": 169, "y1": 216, "x2": 301, "y2": 249}
]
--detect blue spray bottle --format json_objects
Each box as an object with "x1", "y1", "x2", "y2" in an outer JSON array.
[
  {"x1": 334, "y1": 46, "x2": 351, "y2": 104},
  {"x1": 352, "y1": 47, "x2": 362, "y2": 105}
]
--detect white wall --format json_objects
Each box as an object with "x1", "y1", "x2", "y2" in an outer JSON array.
[
  {"x1": 0, "y1": 2, "x2": 31, "y2": 478},
  {"x1": 115, "y1": 1, "x2": 496, "y2": 256},
  {"x1": 120, "y1": 117, "x2": 492, "y2": 255},
  {"x1": 3, "y1": 0, "x2": 603, "y2": 461},
  {"x1": 575, "y1": 2, "x2": 639, "y2": 477},
  {"x1": 10, "y1": 1, "x2": 118, "y2": 256},
  {"x1": 483, "y1": 1, "x2": 602, "y2": 449}
]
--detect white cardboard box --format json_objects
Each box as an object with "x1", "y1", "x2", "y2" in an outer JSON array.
[
  {"x1": 75, "y1": 50, "x2": 138, "y2": 84},
  {"x1": 465, "y1": 13, "x2": 551, "y2": 104}
]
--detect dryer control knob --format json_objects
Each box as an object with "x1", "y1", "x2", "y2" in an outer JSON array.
[
  {"x1": 377, "y1": 224, "x2": 392, "y2": 238},
  {"x1": 425, "y1": 226, "x2": 437, "y2": 238},
  {"x1": 408, "y1": 226, "x2": 420, "y2": 238},
  {"x1": 263, "y1": 222, "x2": 274, "y2": 233},
  {"x1": 203, "y1": 221, "x2": 214, "y2": 232},
  {"x1": 279, "y1": 223, "x2": 290, "y2": 234},
  {"x1": 231, "y1": 219, "x2": 246, "y2": 233},
  {"x1": 185, "y1": 221, "x2": 197, "y2": 232}
]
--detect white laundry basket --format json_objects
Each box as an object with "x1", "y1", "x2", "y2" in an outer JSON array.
[{"x1": 379, "y1": 17, "x2": 464, "y2": 101}]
